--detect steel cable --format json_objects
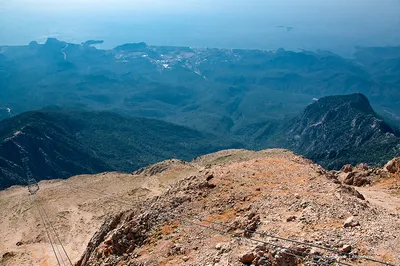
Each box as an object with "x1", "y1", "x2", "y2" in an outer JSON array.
[
  {"x1": 31, "y1": 194, "x2": 61, "y2": 266},
  {"x1": 36, "y1": 195, "x2": 73, "y2": 265}
]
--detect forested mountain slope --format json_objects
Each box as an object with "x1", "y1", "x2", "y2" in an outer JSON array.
[{"x1": 0, "y1": 109, "x2": 240, "y2": 189}]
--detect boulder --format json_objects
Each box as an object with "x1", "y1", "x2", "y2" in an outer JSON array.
[
  {"x1": 375, "y1": 169, "x2": 390, "y2": 178},
  {"x1": 343, "y1": 171, "x2": 371, "y2": 187},
  {"x1": 343, "y1": 172, "x2": 355, "y2": 185},
  {"x1": 1, "y1": 252, "x2": 16, "y2": 261},
  {"x1": 309, "y1": 247, "x2": 321, "y2": 256},
  {"x1": 206, "y1": 174, "x2": 214, "y2": 181},
  {"x1": 341, "y1": 164, "x2": 353, "y2": 173},
  {"x1": 286, "y1": 216, "x2": 297, "y2": 222},
  {"x1": 384, "y1": 158, "x2": 400, "y2": 174},
  {"x1": 340, "y1": 245, "x2": 352, "y2": 253},
  {"x1": 356, "y1": 163, "x2": 369, "y2": 170},
  {"x1": 239, "y1": 252, "x2": 255, "y2": 264},
  {"x1": 339, "y1": 186, "x2": 365, "y2": 200},
  {"x1": 352, "y1": 172, "x2": 371, "y2": 186},
  {"x1": 343, "y1": 216, "x2": 360, "y2": 228},
  {"x1": 274, "y1": 248, "x2": 299, "y2": 266}
]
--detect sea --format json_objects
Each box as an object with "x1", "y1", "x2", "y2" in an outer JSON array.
[{"x1": 1, "y1": 0, "x2": 400, "y2": 58}]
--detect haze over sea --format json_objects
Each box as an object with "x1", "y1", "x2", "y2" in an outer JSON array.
[{"x1": 1, "y1": 0, "x2": 400, "y2": 57}]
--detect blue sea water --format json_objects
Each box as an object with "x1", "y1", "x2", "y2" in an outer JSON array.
[{"x1": 1, "y1": 0, "x2": 400, "y2": 57}]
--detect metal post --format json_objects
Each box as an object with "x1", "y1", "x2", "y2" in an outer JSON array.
[{"x1": 21, "y1": 157, "x2": 40, "y2": 194}]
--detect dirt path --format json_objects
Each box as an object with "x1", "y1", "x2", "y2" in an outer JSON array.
[{"x1": 358, "y1": 186, "x2": 400, "y2": 214}]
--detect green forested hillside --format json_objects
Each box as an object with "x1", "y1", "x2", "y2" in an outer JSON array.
[
  {"x1": 0, "y1": 109, "x2": 241, "y2": 189},
  {"x1": 1, "y1": 39, "x2": 400, "y2": 134}
]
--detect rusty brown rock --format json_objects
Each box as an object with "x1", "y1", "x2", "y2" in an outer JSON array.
[
  {"x1": 341, "y1": 164, "x2": 353, "y2": 173},
  {"x1": 239, "y1": 252, "x2": 255, "y2": 264}
]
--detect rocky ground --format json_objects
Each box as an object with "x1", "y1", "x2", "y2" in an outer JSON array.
[
  {"x1": 0, "y1": 159, "x2": 194, "y2": 266},
  {"x1": 77, "y1": 149, "x2": 400, "y2": 266},
  {"x1": 1, "y1": 149, "x2": 399, "y2": 266}
]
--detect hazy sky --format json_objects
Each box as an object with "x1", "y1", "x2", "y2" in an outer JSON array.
[{"x1": 1, "y1": 0, "x2": 400, "y2": 55}]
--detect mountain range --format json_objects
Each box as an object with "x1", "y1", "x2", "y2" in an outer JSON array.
[
  {"x1": 1, "y1": 93, "x2": 399, "y2": 189},
  {"x1": 1, "y1": 39, "x2": 400, "y2": 189},
  {"x1": 1, "y1": 39, "x2": 400, "y2": 135}
]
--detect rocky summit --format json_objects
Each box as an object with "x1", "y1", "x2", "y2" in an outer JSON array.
[{"x1": 1, "y1": 149, "x2": 399, "y2": 266}]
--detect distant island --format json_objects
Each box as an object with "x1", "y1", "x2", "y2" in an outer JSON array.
[
  {"x1": 82, "y1": 40, "x2": 104, "y2": 46},
  {"x1": 276, "y1": 25, "x2": 294, "y2": 32}
]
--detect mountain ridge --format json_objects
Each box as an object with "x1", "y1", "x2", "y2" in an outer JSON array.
[
  {"x1": 245, "y1": 93, "x2": 400, "y2": 169},
  {"x1": 0, "y1": 109, "x2": 241, "y2": 189},
  {"x1": 2, "y1": 39, "x2": 400, "y2": 134},
  {"x1": 2, "y1": 93, "x2": 399, "y2": 189}
]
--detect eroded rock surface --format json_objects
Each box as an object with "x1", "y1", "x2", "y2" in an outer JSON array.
[{"x1": 77, "y1": 150, "x2": 400, "y2": 266}]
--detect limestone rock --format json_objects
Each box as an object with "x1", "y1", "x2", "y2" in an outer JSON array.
[
  {"x1": 340, "y1": 245, "x2": 352, "y2": 253},
  {"x1": 384, "y1": 158, "x2": 400, "y2": 174},
  {"x1": 343, "y1": 216, "x2": 360, "y2": 228}
]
